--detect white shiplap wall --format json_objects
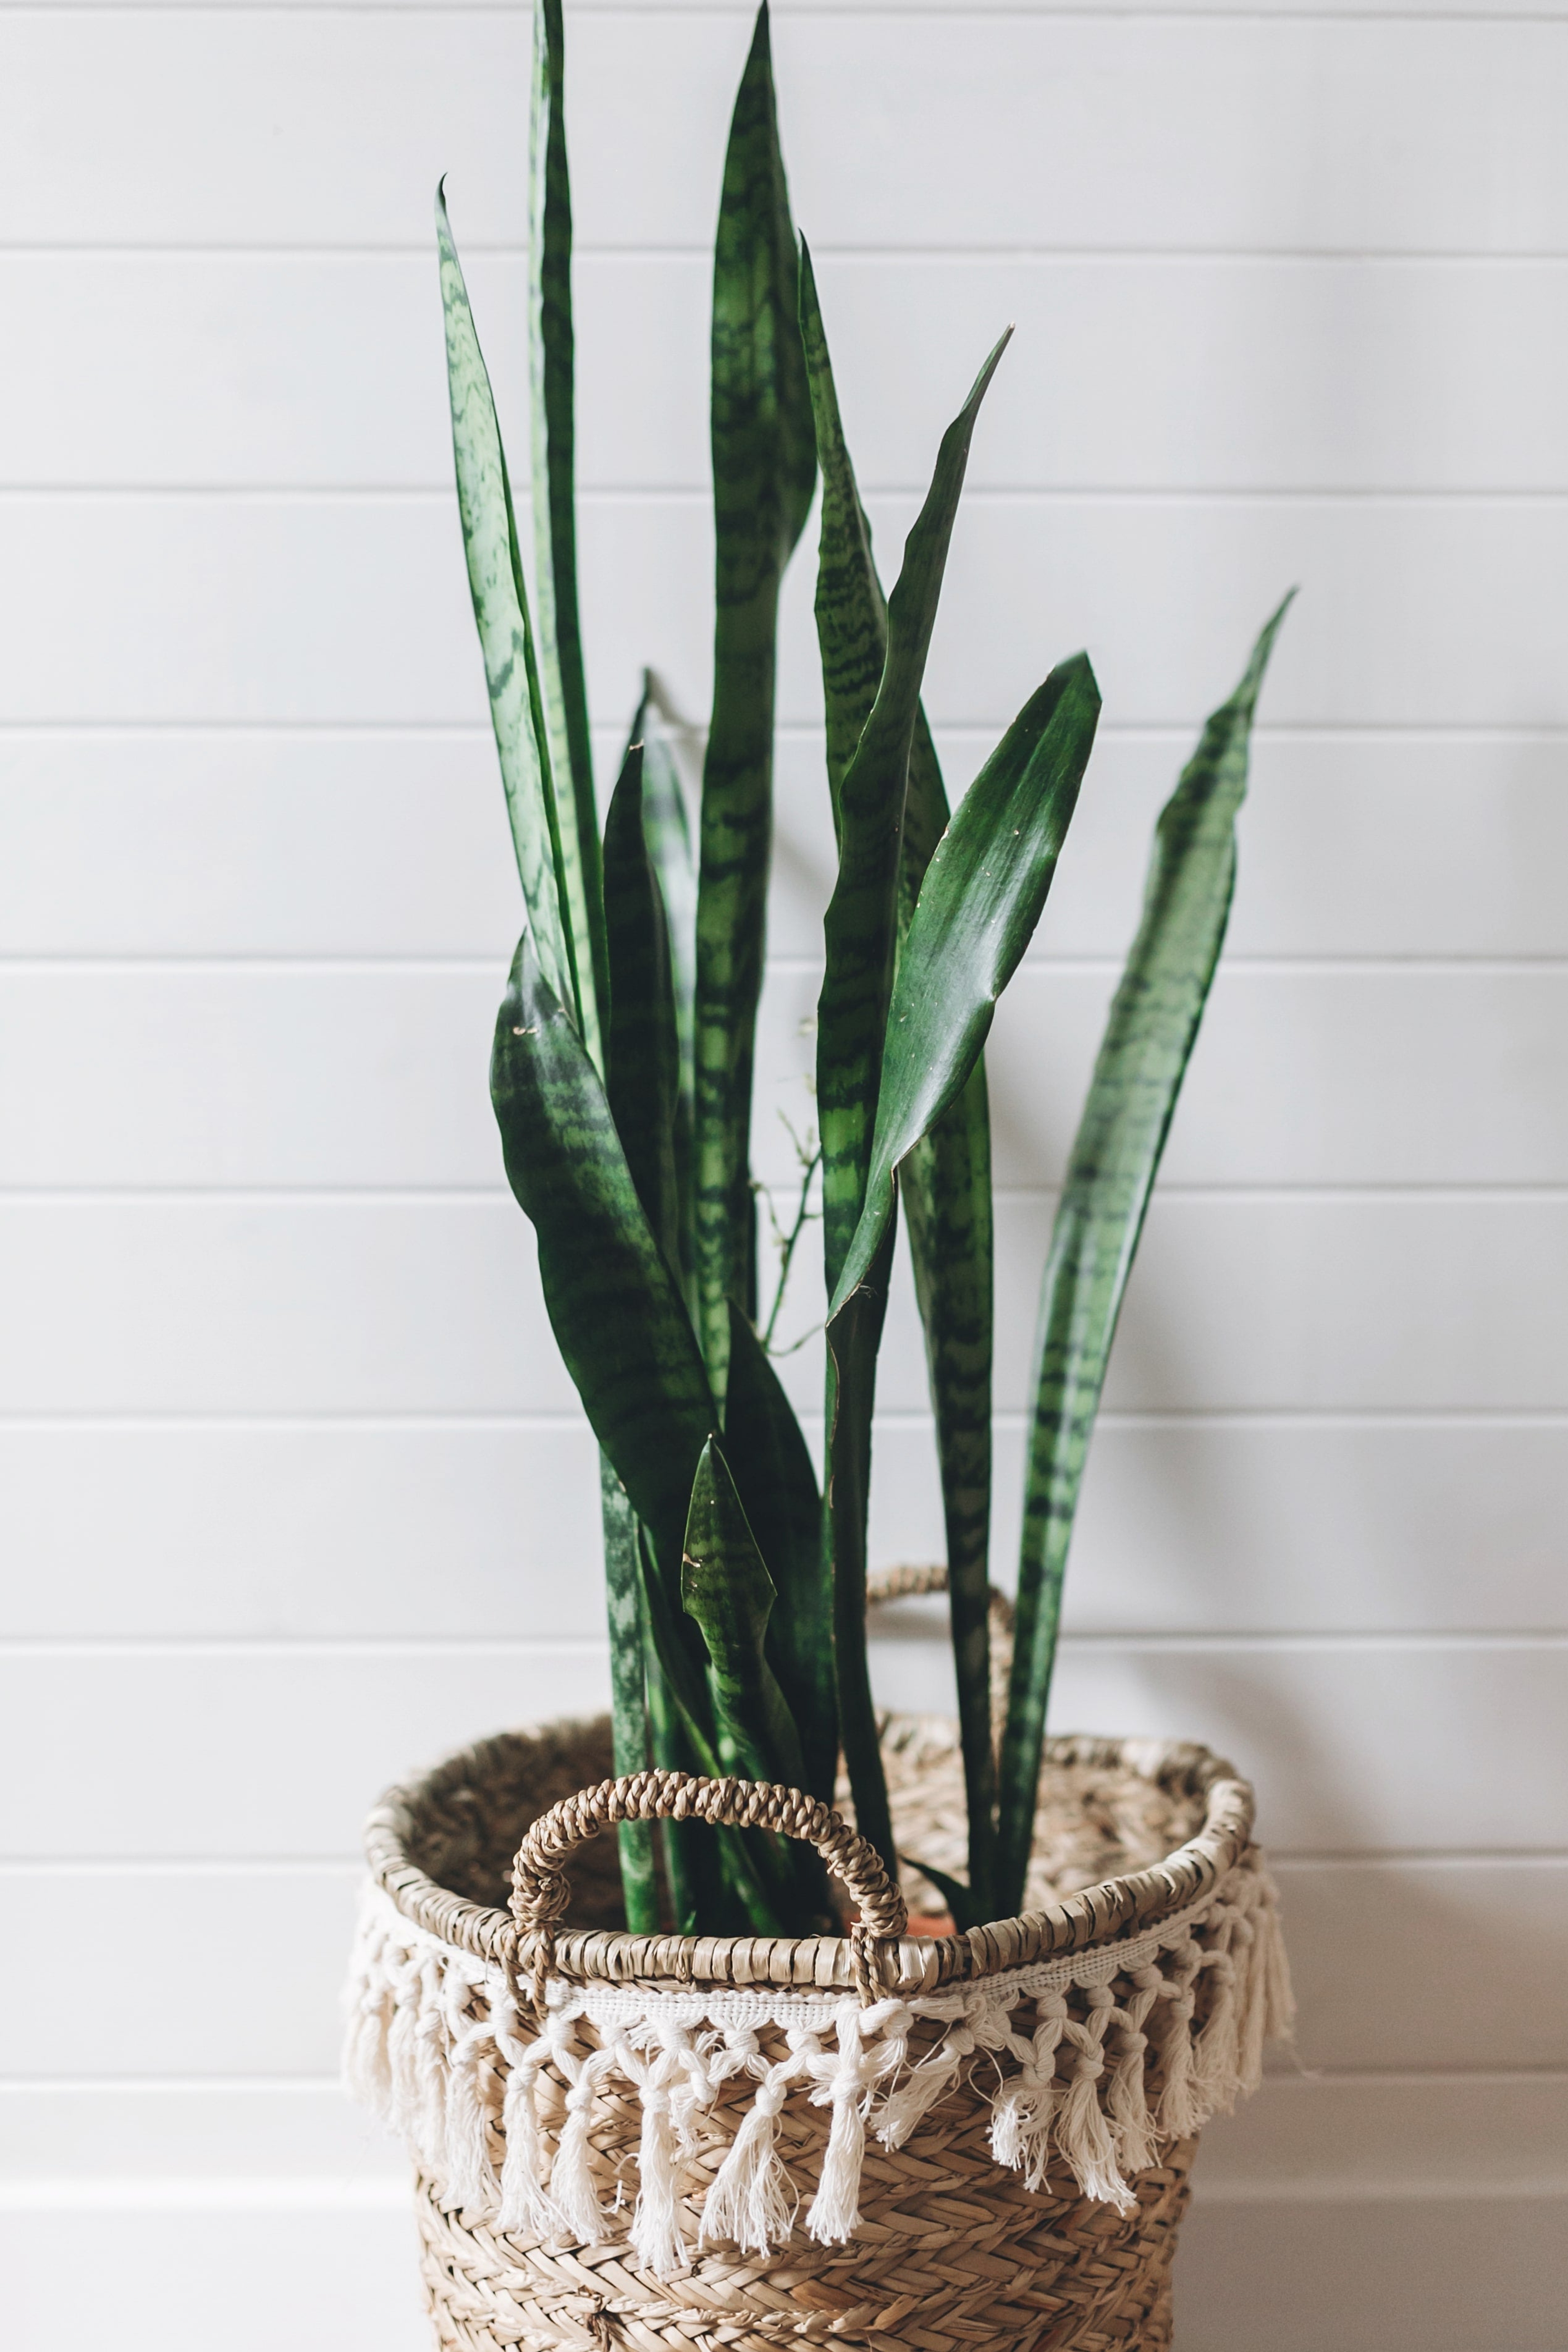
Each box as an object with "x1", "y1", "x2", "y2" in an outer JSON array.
[{"x1": 4, "y1": 4, "x2": 1567, "y2": 2346}]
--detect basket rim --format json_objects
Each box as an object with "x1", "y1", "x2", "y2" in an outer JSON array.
[{"x1": 363, "y1": 1719, "x2": 1256, "y2": 1995}]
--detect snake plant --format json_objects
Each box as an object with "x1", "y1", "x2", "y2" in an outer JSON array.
[{"x1": 450, "y1": 0, "x2": 1288, "y2": 1936}]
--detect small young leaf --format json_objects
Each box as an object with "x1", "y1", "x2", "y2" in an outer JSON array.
[{"x1": 681, "y1": 1436, "x2": 806, "y2": 1792}]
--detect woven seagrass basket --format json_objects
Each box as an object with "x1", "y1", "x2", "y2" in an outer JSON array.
[{"x1": 347, "y1": 1594, "x2": 1290, "y2": 2352}]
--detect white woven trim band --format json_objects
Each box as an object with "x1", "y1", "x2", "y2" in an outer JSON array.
[{"x1": 343, "y1": 1848, "x2": 1292, "y2": 2272}]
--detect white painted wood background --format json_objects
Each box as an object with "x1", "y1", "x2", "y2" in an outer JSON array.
[{"x1": 3, "y1": 2, "x2": 1566, "y2": 2345}]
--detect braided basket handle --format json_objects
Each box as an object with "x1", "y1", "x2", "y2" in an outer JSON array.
[{"x1": 510, "y1": 1768, "x2": 909, "y2": 2008}]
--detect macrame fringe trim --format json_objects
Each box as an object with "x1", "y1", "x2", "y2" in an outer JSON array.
[{"x1": 343, "y1": 1856, "x2": 1290, "y2": 2275}]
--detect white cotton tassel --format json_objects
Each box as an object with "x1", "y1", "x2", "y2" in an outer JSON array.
[
  {"x1": 1155, "y1": 1985, "x2": 1202, "y2": 2140},
  {"x1": 700, "y1": 2076, "x2": 794, "y2": 2256},
  {"x1": 877, "y1": 2025, "x2": 973, "y2": 2152},
  {"x1": 629, "y1": 2075, "x2": 686, "y2": 2276},
  {"x1": 1105, "y1": 2022, "x2": 1158, "y2": 2178},
  {"x1": 384, "y1": 1969, "x2": 422, "y2": 2137},
  {"x1": 805, "y1": 2016, "x2": 873, "y2": 2247},
  {"x1": 496, "y1": 2053, "x2": 557, "y2": 2238},
  {"x1": 990, "y1": 2074, "x2": 1057, "y2": 2192},
  {"x1": 414, "y1": 1984, "x2": 451, "y2": 2172},
  {"x1": 342, "y1": 1980, "x2": 394, "y2": 2116},
  {"x1": 1056, "y1": 2053, "x2": 1133, "y2": 2212},
  {"x1": 550, "y1": 2061, "x2": 612, "y2": 2245},
  {"x1": 1192, "y1": 1949, "x2": 1242, "y2": 2115},
  {"x1": 442, "y1": 2028, "x2": 497, "y2": 2211}
]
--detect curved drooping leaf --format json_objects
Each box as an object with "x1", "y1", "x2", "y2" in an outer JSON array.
[
  {"x1": 603, "y1": 744, "x2": 683, "y2": 1276},
  {"x1": 528, "y1": 0, "x2": 606, "y2": 1043},
  {"x1": 490, "y1": 936, "x2": 715, "y2": 1583},
  {"x1": 599, "y1": 1460, "x2": 658, "y2": 1930},
  {"x1": 723, "y1": 1301, "x2": 835, "y2": 1802},
  {"x1": 814, "y1": 318, "x2": 1011, "y2": 1294},
  {"x1": 437, "y1": 188, "x2": 581, "y2": 1038},
  {"x1": 681, "y1": 1437, "x2": 806, "y2": 1792},
  {"x1": 995, "y1": 596, "x2": 1293, "y2": 1915},
  {"x1": 693, "y1": 0, "x2": 817, "y2": 1401},
  {"x1": 798, "y1": 252, "x2": 997, "y2": 1901},
  {"x1": 830, "y1": 655, "x2": 1103, "y2": 1320}
]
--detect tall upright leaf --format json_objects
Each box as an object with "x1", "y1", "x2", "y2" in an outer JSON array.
[
  {"x1": 491, "y1": 938, "x2": 715, "y2": 1587},
  {"x1": 600, "y1": 1460, "x2": 659, "y2": 1930},
  {"x1": 602, "y1": 744, "x2": 682, "y2": 1275},
  {"x1": 630, "y1": 675, "x2": 700, "y2": 1296},
  {"x1": 814, "y1": 323, "x2": 1011, "y2": 1292},
  {"x1": 693, "y1": 1, "x2": 816, "y2": 1403},
  {"x1": 723, "y1": 1301, "x2": 835, "y2": 1802},
  {"x1": 528, "y1": 0, "x2": 606, "y2": 1051},
  {"x1": 438, "y1": 189, "x2": 580, "y2": 1033},
  {"x1": 996, "y1": 599, "x2": 1293, "y2": 1915},
  {"x1": 800, "y1": 249, "x2": 997, "y2": 1902}
]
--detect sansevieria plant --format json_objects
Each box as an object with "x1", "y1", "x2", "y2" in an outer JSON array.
[{"x1": 443, "y1": 1, "x2": 1288, "y2": 1938}]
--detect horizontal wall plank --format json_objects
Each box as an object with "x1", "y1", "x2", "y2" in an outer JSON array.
[
  {"x1": 8, "y1": 729, "x2": 1568, "y2": 963},
  {"x1": 7, "y1": 963, "x2": 1566, "y2": 1190},
  {"x1": 18, "y1": 252, "x2": 1568, "y2": 496},
  {"x1": 1177, "y1": 2192, "x2": 1568, "y2": 2352},
  {"x1": 1, "y1": 1644, "x2": 1561, "y2": 1859},
  {"x1": 0, "y1": 2082, "x2": 407, "y2": 2182},
  {"x1": 10, "y1": 14, "x2": 1568, "y2": 254},
  {"x1": 8, "y1": 494, "x2": 1568, "y2": 735},
  {"x1": 3, "y1": 2206, "x2": 428, "y2": 2352},
  {"x1": 4, "y1": 1856, "x2": 1561, "y2": 2074},
  {"x1": 4, "y1": 1195, "x2": 1568, "y2": 1417},
  {"x1": 9, "y1": 2070, "x2": 1560, "y2": 2190},
  {"x1": 9, "y1": 1417, "x2": 1566, "y2": 1642}
]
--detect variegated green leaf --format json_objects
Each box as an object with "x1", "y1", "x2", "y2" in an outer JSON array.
[
  {"x1": 490, "y1": 937, "x2": 715, "y2": 1586},
  {"x1": 815, "y1": 320, "x2": 1011, "y2": 1294},
  {"x1": 693, "y1": 0, "x2": 817, "y2": 1403},
  {"x1": 830, "y1": 656, "x2": 1102, "y2": 1321},
  {"x1": 800, "y1": 245, "x2": 1000, "y2": 1902},
  {"x1": 630, "y1": 675, "x2": 699, "y2": 1297},
  {"x1": 723, "y1": 1301, "x2": 835, "y2": 1803},
  {"x1": 603, "y1": 744, "x2": 683, "y2": 1276},
  {"x1": 528, "y1": 0, "x2": 606, "y2": 1049},
  {"x1": 599, "y1": 1460, "x2": 659, "y2": 1930},
  {"x1": 995, "y1": 598, "x2": 1292, "y2": 1915},
  {"x1": 681, "y1": 1437, "x2": 805, "y2": 1791},
  {"x1": 437, "y1": 187, "x2": 581, "y2": 1039}
]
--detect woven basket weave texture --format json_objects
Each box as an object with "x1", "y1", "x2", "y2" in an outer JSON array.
[{"x1": 349, "y1": 1704, "x2": 1288, "y2": 2352}]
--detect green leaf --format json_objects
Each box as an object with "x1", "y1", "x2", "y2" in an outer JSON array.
[
  {"x1": 797, "y1": 252, "x2": 996, "y2": 1903},
  {"x1": 490, "y1": 936, "x2": 715, "y2": 1587},
  {"x1": 901, "y1": 1853, "x2": 985, "y2": 1936},
  {"x1": 995, "y1": 596, "x2": 1293, "y2": 1917},
  {"x1": 822, "y1": 655, "x2": 1094, "y2": 1883},
  {"x1": 814, "y1": 312, "x2": 1011, "y2": 1294},
  {"x1": 797, "y1": 241, "x2": 886, "y2": 826},
  {"x1": 681, "y1": 1437, "x2": 806, "y2": 1791},
  {"x1": 436, "y1": 186, "x2": 582, "y2": 1046},
  {"x1": 602, "y1": 744, "x2": 683, "y2": 1276},
  {"x1": 599, "y1": 1459, "x2": 659, "y2": 1931},
  {"x1": 693, "y1": 0, "x2": 817, "y2": 1403},
  {"x1": 822, "y1": 1218, "x2": 899, "y2": 1871},
  {"x1": 830, "y1": 654, "x2": 1103, "y2": 1321},
  {"x1": 900, "y1": 1066, "x2": 996, "y2": 1911},
  {"x1": 528, "y1": 0, "x2": 607, "y2": 1051},
  {"x1": 723, "y1": 1301, "x2": 835, "y2": 1802},
  {"x1": 629, "y1": 675, "x2": 699, "y2": 1296}
]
